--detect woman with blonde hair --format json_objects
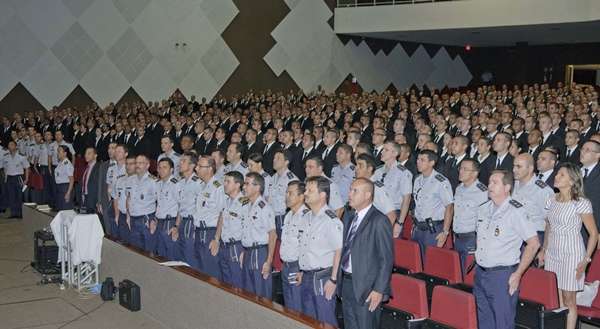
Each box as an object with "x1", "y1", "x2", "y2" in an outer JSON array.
[{"x1": 538, "y1": 162, "x2": 598, "y2": 329}]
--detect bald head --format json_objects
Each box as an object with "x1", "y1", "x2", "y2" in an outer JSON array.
[
  {"x1": 513, "y1": 153, "x2": 535, "y2": 182},
  {"x1": 348, "y1": 177, "x2": 374, "y2": 211}
]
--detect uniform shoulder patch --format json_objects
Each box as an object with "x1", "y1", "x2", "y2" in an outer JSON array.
[
  {"x1": 302, "y1": 208, "x2": 310, "y2": 215},
  {"x1": 170, "y1": 177, "x2": 178, "y2": 184},
  {"x1": 258, "y1": 200, "x2": 265, "y2": 208},
  {"x1": 325, "y1": 209, "x2": 337, "y2": 219},
  {"x1": 240, "y1": 162, "x2": 248, "y2": 168},
  {"x1": 374, "y1": 180, "x2": 384, "y2": 187},
  {"x1": 397, "y1": 164, "x2": 407, "y2": 171},
  {"x1": 286, "y1": 171, "x2": 294, "y2": 179},
  {"x1": 535, "y1": 180, "x2": 547, "y2": 188},
  {"x1": 213, "y1": 180, "x2": 221, "y2": 187},
  {"x1": 476, "y1": 182, "x2": 487, "y2": 191},
  {"x1": 191, "y1": 176, "x2": 199, "y2": 181},
  {"x1": 239, "y1": 197, "x2": 250, "y2": 205},
  {"x1": 435, "y1": 174, "x2": 447, "y2": 182},
  {"x1": 509, "y1": 199, "x2": 523, "y2": 208}
]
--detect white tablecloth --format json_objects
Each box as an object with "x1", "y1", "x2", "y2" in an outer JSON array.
[{"x1": 50, "y1": 210, "x2": 104, "y2": 266}]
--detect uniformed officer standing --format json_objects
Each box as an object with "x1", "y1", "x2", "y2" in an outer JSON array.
[
  {"x1": 111, "y1": 155, "x2": 136, "y2": 242},
  {"x1": 305, "y1": 156, "x2": 345, "y2": 218},
  {"x1": 299, "y1": 176, "x2": 343, "y2": 327},
  {"x1": 241, "y1": 172, "x2": 277, "y2": 299},
  {"x1": 373, "y1": 141, "x2": 413, "y2": 237},
  {"x1": 193, "y1": 155, "x2": 226, "y2": 279},
  {"x1": 453, "y1": 159, "x2": 488, "y2": 272},
  {"x1": 157, "y1": 136, "x2": 181, "y2": 177},
  {"x1": 412, "y1": 150, "x2": 454, "y2": 258},
  {"x1": 354, "y1": 153, "x2": 396, "y2": 224},
  {"x1": 106, "y1": 144, "x2": 127, "y2": 237},
  {"x1": 512, "y1": 153, "x2": 554, "y2": 243},
  {"x1": 3, "y1": 140, "x2": 30, "y2": 218},
  {"x1": 150, "y1": 158, "x2": 179, "y2": 258},
  {"x1": 269, "y1": 150, "x2": 299, "y2": 237},
  {"x1": 172, "y1": 152, "x2": 203, "y2": 267},
  {"x1": 43, "y1": 131, "x2": 57, "y2": 208},
  {"x1": 218, "y1": 171, "x2": 247, "y2": 288},
  {"x1": 474, "y1": 170, "x2": 540, "y2": 329},
  {"x1": 224, "y1": 143, "x2": 249, "y2": 176},
  {"x1": 32, "y1": 132, "x2": 50, "y2": 204},
  {"x1": 54, "y1": 145, "x2": 74, "y2": 210},
  {"x1": 279, "y1": 181, "x2": 308, "y2": 312},
  {"x1": 331, "y1": 144, "x2": 355, "y2": 204},
  {"x1": 126, "y1": 155, "x2": 157, "y2": 251},
  {"x1": 247, "y1": 153, "x2": 273, "y2": 200}
]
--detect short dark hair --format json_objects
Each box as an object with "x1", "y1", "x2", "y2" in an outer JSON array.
[
  {"x1": 116, "y1": 144, "x2": 129, "y2": 153},
  {"x1": 246, "y1": 172, "x2": 265, "y2": 195},
  {"x1": 247, "y1": 152, "x2": 263, "y2": 164},
  {"x1": 492, "y1": 169, "x2": 514, "y2": 193},
  {"x1": 306, "y1": 156, "x2": 324, "y2": 169},
  {"x1": 229, "y1": 142, "x2": 244, "y2": 155},
  {"x1": 418, "y1": 149, "x2": 438, "y2": 164},
  {"x1": 306, "y1": 176, "x2": 330, "y2": 204},
  {"x1": 225, "y1": 170, "x2": 244, "y2": 188},
  {"x1": 288, "y1": 180, "x2": 305, "y2": 195},
  {"x1": 462, "y1": 158, "x2": 480, "y2": 172},
  {"x1": 158, "y1": 157, "x2": 174, "y2": 169},
  {"x1": 274, "y1": 149, "x2": 291, "y2": 163},
  {"x1": 356, "y1": 153, "x2": 377, "y2": 174},
  {"x1": 182, "y1": 151, "x2": 199, "y2": 166}
]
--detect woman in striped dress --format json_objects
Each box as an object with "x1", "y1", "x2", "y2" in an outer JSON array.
[{"x1": 538, "y1": 163, "x2": 598, "y2": 329}]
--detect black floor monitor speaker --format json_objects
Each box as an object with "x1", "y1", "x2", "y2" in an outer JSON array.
[
  {"x1": 119, "y1": 280, "x2": 141, "y2": 312},
  {"x1": 32, "y1": 230, "x2": 59, "y2": 274}
]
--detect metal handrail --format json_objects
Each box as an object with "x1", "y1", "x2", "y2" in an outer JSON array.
[{"x1": 337, "y1": 0, "x2": 460, "y2": 7}]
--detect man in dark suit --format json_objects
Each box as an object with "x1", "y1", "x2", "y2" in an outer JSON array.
[
  {"x1": 243, "y1": 128, "x2": 263, "y2": 161},
  {"x1": 262, "y1": 128, "x2": 281, "y2": 175},
  {"x1": 338, "y1": 178, "x2": 393, "y2": 329},
  {"x1": 445, "y1": 136, "x2": 469, "y2": 192},
  {"x1": 581, "y1": 141, "x2": 600, "y2": 241},
  {"x1": 492, "y1": 132, "x2": 514, "y2": 171},
  {"x1": 281, "y1": 130, "x2": 303, "y2": 179},
  {"x1": 214, "y1": 127, "x2": 229, "y2": 153},
  {"x1": 201, "y1": 127, "x2": 217, "y2": 155},
  {"x1": 563, "y1": 129, "x2": 581, "y2": 166},
  {"x1": 133, "y1": 128, "x2": 152, "y2": 157},
  {"x1": 536, "y1": 149, "x2": 558, "y2": 190},
  {"x1": 80, "y1": 147, "x2": 102, "y2": 215},
  {"x1": 321, "y1": 129, "x2": 340, "y2": 177}
]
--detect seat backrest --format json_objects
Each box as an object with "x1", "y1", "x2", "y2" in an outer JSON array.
[
  {"x1": 430, "y1": 286, "x2": 477, "y2": 329},
  {"x1": 272, "y1": 239, "x2": 283, "y2": 272},
  {"x1": 443, "y1": 231, "x2": 454, "y2": 249},
  {"x1": 587, "y1": 252, "x2": 600, "y2": 282},
  {"x1": 394, "y1": 239, "x2": 423, "y2": 273},
  {"x1": 388, "y1": 274, "x2": 429, "y2": 319},
  {"x1": 463, "y1": 254, "x2": 476, "y2": 286},
  {"x1": 519, "y1": 268, "x2": 559, "y2": 309},
  {"x1": 424, "y1": 247, "x2": 463, "y2": 284},
  {"x1": 401, "y1": 216, "x2": 414, "y2": 240}
]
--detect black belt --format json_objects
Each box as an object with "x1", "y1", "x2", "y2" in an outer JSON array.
[
  {"x1": 195, "y1": 226, "x2": 217, "y2": 232},
  {"x1": 130, "y1": 213, "x2": 154, "y2": 219},
  {"x1": 303, "y1": 267, "x2": 331, "y2": 274},
  {"x1": 477, "y1": 264, "x2": 518, "y2": 272},
  {"x1": 414, "y1": 220, "x2": 443, "y2": 231},
  {"x1": 157, "y1": 217, "x2": 176, "y2": 221},
  {"x1": 342, "y1": 271, "x2": 352, "y2": 279},
  {"x1": 454, "y1": 231, "x2": 476, "y2": 239},
  {"x1": 221, "y1": 239, "x2": 241, "y2": 247},
  {"x1": 244, "y1": 244, "x2": 267, "y2": 250}
]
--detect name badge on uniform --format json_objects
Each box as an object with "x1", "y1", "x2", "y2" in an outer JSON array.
[
  {"x1": 494, "y1": 226, "x2": 500, "y2": 236},
  {"x1": 141, "y1": 194, "x2": 144, "y2": 200}
]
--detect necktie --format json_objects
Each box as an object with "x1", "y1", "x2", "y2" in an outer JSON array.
[
  {"x1": 537, "y1": 173, "x2": 543, "y2": 180},
  {"x1": 303, "y1": 151, "x2": 308, "y2": 160},
  {"x1": 341, "y1": 213, "x2": 359, "y2": 271},
  {"x1": 323, "y1": 148, "x2": 329, "y2": 159},
  {"x1": 584, "y1": 168, "x2": 589, "y2": 179},
  {"x1": 496, "y1": 158, "x2": 501, "y2": 168},
  {"x1": 529, "y1": 149, "x2": 533, "y2": 154},
  {"x1": 82, "y1": 165, "x2": 91, "y2": 195},
  {"x1": 567, "y1": 149, "x2": 571, "y2": 158}
]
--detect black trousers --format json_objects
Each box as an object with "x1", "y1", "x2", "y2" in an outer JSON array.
[{"x1": 341, "y1": 273, "x2": 381, "y2": 329}]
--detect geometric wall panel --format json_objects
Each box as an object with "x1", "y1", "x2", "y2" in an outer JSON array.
[{"x1": 265, "y1": 0, "x2": 472, "y2": 93}]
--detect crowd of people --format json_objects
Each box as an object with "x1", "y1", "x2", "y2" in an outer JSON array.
[{"x1": 2, "y1": 81, "x2": 600, "y2": 329}]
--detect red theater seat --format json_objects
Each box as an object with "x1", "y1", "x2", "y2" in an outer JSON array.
[
  {"x1": 401, "y1": 215, "x2": 413, "y2": 240},
  {"x1": 516, "y1": 267, "x2": 567, "y2": 328},
  {"x1": 426, "y1": 286, "x2": 477, "y2": 329},
  {"x1": 579, "y1": 252, "x2": 600, "y2": 323},
  {"x1": 272, "y1": 239, "x2": 283, "y2": 272},
  {"x1": 410, "y1": 246, "x2": 463, "y2": 303},
  {"x1": 393, "y1": 239, "x2": 422, "y2": 274},
  {"x1": 380, "y1": 274, "x2": 428, "y2": 329}
]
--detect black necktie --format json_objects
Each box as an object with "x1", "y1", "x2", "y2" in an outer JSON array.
[
  {"x1": 567, "y1": 149, "x2": 571, "y2": 158},
  {"x1": 584, "y1": 168, "x2": 589, "y2": 179},
  {"x1": 537, "y1": 173, "x2": 543, "y2": 180},
  {"x1": 496, "y1": 158, "x2": 501, "y2": 168},
  {"x1": 341, "y1": 213, "x2": 359, "y2": 270}
]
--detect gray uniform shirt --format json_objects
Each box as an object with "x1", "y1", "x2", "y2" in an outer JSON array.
[
  {"x1": 413, "y1": 170, "x2": 454, "y2": 222},
  {"x1": 373, "y1": 161, "x2": 413, "y2": 210},
  {"x1": 155, "y1": 176, "x2": 179, "y2": 219},
  {"x1": 241, "y1": 195, "x2": 276, "y2": 247},
  {"x1": 453, "y1": 181, "x2": 488, "y2": 233},
  {"x1": 195, "y1": 176, "x2": 226, "y2": 227},
  {"x1": 298, "y1": 206, "x2": 343, "y2": 271},
  {"x1": 331, "y1": 163, "x2": 355, "y2": 203},
  {"x1": 512, "y1": 177, "x2": 554, "y2": 232},
  {"x1": 280, "y1": 205, "x2": 310, "y2": 262}
]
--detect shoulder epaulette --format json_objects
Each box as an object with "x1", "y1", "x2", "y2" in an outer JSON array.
[
  {"x1": 117, "y1": 174, "x2": 125, "y2": 179},
  {"x1": 435, "y1": 174, "x2": 446, "y2": 182},
  {"x1": 286, "y1": 171, "x2": 294, "y2": 179},
  {"x1": 170, "y1": 177, "x2": 178, "y2": 184},
  {"x1": 148, "y1": 174, "x2": 156, "y2": 180},
  {"x1": 397, "y1": 164, "x2": 407, "y2": 171},
  {"x1": 325, "y1": 209, "x2": 337, "y2": 219},
  {"x1": 476, "y1": 182, "x2": 488, "y2": 191},
  {"x1": 173, "y1": 152, "x2": 180, "y2": 157},
  {"x1": 509, "y1": 199, "x2": 523, "y2": 208},
  {"x1": 302, "y1": 208, "x2": 310, "y2": 215},
  {"x1": 239, "y1": 197, "x2": 250, "y2": 205},
  {"x1": 191, "y1": 176, "x2": 198, "y2": 181},
  {"x1": 240, "y1": 162, "x2": 248, "y2": 168},
  {"x1": 376, "y1": 164, "x2": 384, "y2": 170},
  {"x1": 213, "y1": 180, "x2": 221, "y2": 187},
  {"x1": 258, "y1": 200, "x2": 265, "y2": 208},
  {"x1": 350, "y1": 164, "x2": 355, "y2": 170},
  {"x1": 261, "y1": 172, "x2": 269, "y2": 177},
  {"x1": 535, "y1": 180, "x2": 547, "y2": 188},
  {"x1": 374, "y1": 180, "x2": 384, "y2": 187}
]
